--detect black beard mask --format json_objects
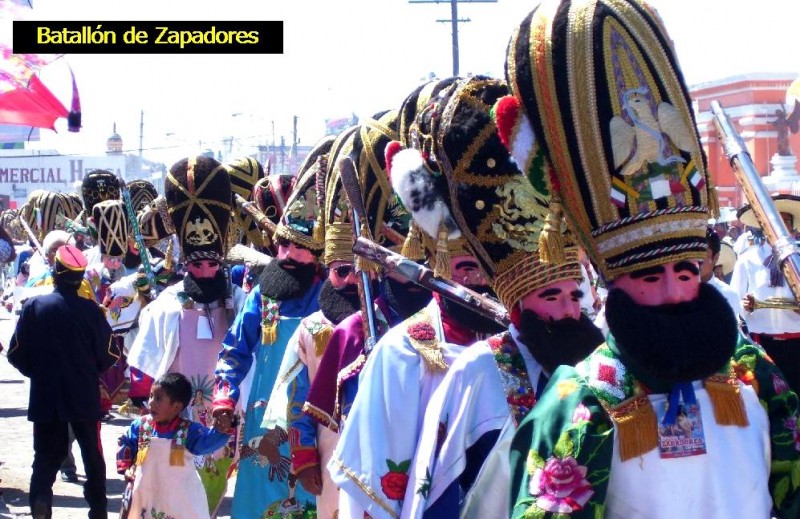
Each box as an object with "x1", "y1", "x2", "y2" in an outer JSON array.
[
  {"x1": 517, "y1": 311, "x2": 605, "y2": 374},
  {"x1": 258, "y1": 258, "x2": 318, "y2": 300},
  {"x1": 382, "y1": 277, "x2": 432, "y2": 320},
  {"x1": 318, "y1": 279, "x2": 362, "y2": 325},
  {"x1": 605, "y1": 283, "x2": 738, "y2": 385},
  {"x1": 183, "y1": 270, "x2": 228, "y2": 304},
  {"x1": 439, "y1": 285, "x2": 506, "y2": 335}
]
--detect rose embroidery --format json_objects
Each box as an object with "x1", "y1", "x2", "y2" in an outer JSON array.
[
  {"x1": 529, "y1": 456, "x2": 594, "y2": 513},
  {"x1": 773, "y1": 373, "x2": 791, "y2": 395},
  {"x1": 572, "y1": 403, "x2": 591, "y2": 424},
  {"x1": 380, "y1": 458, "x2": 411, "y2": 501},
  {"x1": 408, "y1": 322, "x2": 436, "y2": 342},
  {"x1": 785, "y1": 417, "x2": 800, "y2": 451}
]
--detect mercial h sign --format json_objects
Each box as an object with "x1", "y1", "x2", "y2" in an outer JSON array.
[{"x1": 0, "y1": 155, "x2": 126, "y2": 187}]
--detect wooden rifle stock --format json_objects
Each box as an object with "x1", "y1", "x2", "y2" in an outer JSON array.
[
  {"x1": 711, "y1": 100, "x2": 800, "y2": 301},
  {"x1": 352, "y1": 236, "x2": 510, "y2": 327}
]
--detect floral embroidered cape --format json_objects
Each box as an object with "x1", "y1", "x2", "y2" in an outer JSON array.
[{"x1": 509, "y1": 335, "x2": 800, "y2": 518}]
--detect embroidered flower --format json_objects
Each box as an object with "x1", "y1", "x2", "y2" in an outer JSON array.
[
  {"x1": 785, "y1": 417, "x2": 800, "y2": 451},
  {"x1": 380, "y1": 458, "x2": 411, "y2": 501},
  {"x1": 572, "y1": 404, "x2": 591, "y2": 423},
  {"x1": 408, "y1": 322, "x2": 436, "y2": 342},
  {"x1": 773, "y1": 373, "x2": 791, "y2": 395},
  {"x1": 732, "y1": 361, "x2": 759, "y2": 393},
  {"x1": 529, "y1": 456, "x2": 594, "y2": 514}
]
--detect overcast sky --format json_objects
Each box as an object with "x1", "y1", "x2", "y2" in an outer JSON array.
[{"x1": 6, "y1": 0, "x2": 800, "y2": 165}]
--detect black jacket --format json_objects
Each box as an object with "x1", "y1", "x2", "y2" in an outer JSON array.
[{"x1": 8, "y1": 285, "x2": 116, "y2": 422}]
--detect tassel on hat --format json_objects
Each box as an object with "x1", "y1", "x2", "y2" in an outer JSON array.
[
  {"x1": 401, "y1": 221, "x2": 425, "y2": 261},
  {"x1": 705, "y1": 373, "x2": 749, "y2": 427},
  {"x1": 434, "y1": 222, "x2": 451, "y2": 280},
  {"x1": 539, "y1": 200, "x2": 566, "y2": 264},
  {"x1": 609, "y1": 394, "x2": 659, "y2": 462},
  {"x1": 164, "y1": 239, "x2": 174, "y2": 272}
]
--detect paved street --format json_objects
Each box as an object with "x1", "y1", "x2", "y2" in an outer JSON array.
[{"x1": 0, "y1": 334, "x2": 234, "y2": 518}]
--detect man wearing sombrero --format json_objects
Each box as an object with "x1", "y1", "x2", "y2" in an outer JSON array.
[
  {"x1": 732, "y1": 193, "x2": 800, "y2": 393},
  {"x1": 504, "y1": 0, "x2": 800, "y2": 517}
]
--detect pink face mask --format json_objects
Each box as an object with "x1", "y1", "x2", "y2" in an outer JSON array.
[
  {"x1": 277, "y1": 241, "x2": 315, "y2": 265},
  {"x1": 519, "y1": 279, "x2": 582, "y2": 321},
  {"x1": 102, "y1": 256, "x2": 123, "y2": 271},
  {"x1": 611, "y1": 260, "x2": 700, "y2": 306},
  {"x1": 187, "y1": 259, "x2": 220, "y2": 279}
]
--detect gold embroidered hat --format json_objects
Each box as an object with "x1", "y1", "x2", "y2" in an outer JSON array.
[
  {"x1": 127, "y1": 179, "x2": 158, "y2": 214},
  {"x1": 65, "y1": 193, "x2": 84, "y2": 220},
  {"x1": 351, "y1": 110, "x2": 415, "y2": 254},
  {"x1": 505, "y1": 0, "x2": 717, "y2": 281},
  {"x1": 137, "y1": 195, "x2": 175, "y2": 247},
  {"x1": 323, "y1": 126, "x2": 361, "y2": 266},
  {"x1": 273, "y1": 136, "x2": 335, "y2": 254},
  {"x1": 81, "y1": 170, "x2": 121, "y2": 214},
  {"x1": 33, "y1": 191, "x2": 74, "y2": 240},
  {"x1": 93, "y1": 199, "x2": 131, "y2": 258},
  {"x1": 225, "y1": 157, "x2": 266, "y2": 250},
  {"x1": 254, "y1": 174, "x2": 296, "y2": 224},
  {"x1": 391, "y1": 76, "x2": 581, "y2": 309},
  {"x1": 398, "y1": 77, "x2": 460, "y2": 149},
  {"x1": 165, "y1": 156, "x2": 232, "y2": 262}
]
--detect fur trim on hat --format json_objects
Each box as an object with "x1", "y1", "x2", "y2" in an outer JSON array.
[{"x1": 389, "y1": 147, "x2": 460, "y2": 241}]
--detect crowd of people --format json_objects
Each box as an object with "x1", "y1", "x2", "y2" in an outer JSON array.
[{"x1": 3, "y1": 0, "x2": 800, "y2": 518}]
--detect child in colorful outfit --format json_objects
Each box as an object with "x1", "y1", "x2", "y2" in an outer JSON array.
[{"x1": 116, "y1": 373, "x2": 232, "y2": 519}]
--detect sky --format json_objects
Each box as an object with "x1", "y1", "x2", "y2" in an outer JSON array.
[{"x1": 5, "y1": 0, "x2": 800, "y2": 166}]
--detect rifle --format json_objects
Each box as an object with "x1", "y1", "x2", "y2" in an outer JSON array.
[
  {"x1": 352, "y1": 236, "x2": 510, "y2": 327},
  {"x1": 337, "y1": 157, "x2": 380, "y2": 354},
  {"x1": 233, "y1": 193, "x2": 278, "y2": 237},
  {"x1": 711, "y1": 101, "x2": 800, "y2": 300},
  {"x1": 119, "y1": 178, "x2": 157, "y2": 301}
]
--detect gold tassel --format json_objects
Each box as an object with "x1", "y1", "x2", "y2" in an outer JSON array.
[
  {"x1": 705, "y1": 375, "x2": 749, "y2": 426},
  {"x1": 356, "y1": 222, "x2": 380, "y2": 274},
  {"x1": 164, "y1": 239, "x2": 174, "y2": 272},
  {"x1": 609, "y1": 395, "x2": 659, "y2": 462},
  {"x1": 261, "y1": 230, "x2": 272, "y2": 249},
  {"x1": 262, "y1": 322, "x2": 277, "y2": 345},
  {"x1": 539, "y1": 201, "x2": 566, "y2": 264},
  {"x1": 313, "y1": 215, "x2": 325, "y2": 244},
  {"x1": 707, "y1": 178, "x2": 721, "y2": 220},
  {"x1": 135, "y1": 447, "x2": 148, "y2": 466},
  {"x1": 434, "y1": 223, "x2": 451, "y2": 280},
  {"x1": 169, "y1": 445, "x2": 185, "y2": 466},
  {"x1": 313, "y1": 326, "x2": 334, "y2": 357},
  {"x1": 401, "y1": 222, "x2": 425, "y2": 261}
]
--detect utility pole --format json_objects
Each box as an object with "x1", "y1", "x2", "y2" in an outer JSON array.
[
  {"x1": 291, "y1": 116, "x2": 298, "y2": 172},
  {"x1": 139, "y1": 110, "x2": 144, "y2": 179},
  {"x1": 410, "y1": 0, "x2": 496, "y2": 77}
]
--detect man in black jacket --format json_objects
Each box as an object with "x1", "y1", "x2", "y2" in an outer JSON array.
[{"x1": 8, "y1": 244, "x2": 116, "y2": 519}]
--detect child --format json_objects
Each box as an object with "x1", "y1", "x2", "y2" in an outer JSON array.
[{"x1": 116, "y1": 372, "x2": 232, "y2": 519}]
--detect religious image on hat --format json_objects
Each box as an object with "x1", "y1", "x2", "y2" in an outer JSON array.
[
  {"x1": 165, "y1": 155, "x2": 232, "y2": 263},
  {"x1": 127, "y1": 179, "x2": 159, "y2": 214},
  {"x1": 137, "y1": 195, "x2": 175, "y2": 247},
  {"x1": 505, "y1": 0, "x2": 717, "y2": 281},
  {"x1": 93, "y1": 199, "x2": 132, "y2": 258},
  {"x1": 273, "y1": 136, "x2": 336, "y2": 254},
  {"x1": 391, "y1": 76, "x2": 582, "y2": 308},
  {"x1": 81, "y1": 169, "x2": 121, "y2": 214},
  {"x1": 737, "y1": 193, "x2": 800, "y2": 231}
]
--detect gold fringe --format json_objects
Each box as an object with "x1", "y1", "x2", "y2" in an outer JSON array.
[
  {"x1": 539, "y1": 201, "x2": 566, "y2": 264},
  {"x1": 415, "y1": 343, "x2": 448, "y2": 374},
  {"x1": 356, "y1": 223, "x2": 380, "y2": 274},
  {"x1": 169, "y1": 445, "x2": 185, "y2": 466},
  {"x1": 705, "y1": 375, "x2": 749, "y2": 426},
  {"x1": 313, "y1": 325, "x2": 334, "y2": 358},
  {"x1": 261, "y1": 230, "x2": 272, "y2": 249},
  {"x1": 434, "y1": 223, "x2": 451, "y2": 280},
  {"x1": 402, "y1": 222, "x2": 425, "y2": 261},
  {"x1": 135, "y1": 447, "x2": 148, "y2": 466},
  {"x1": 262, "y1": 322, "x2": 277, "y2": 345},
  {"x1": 609, "y1": 395, "x2": 659, "y2": 462}
]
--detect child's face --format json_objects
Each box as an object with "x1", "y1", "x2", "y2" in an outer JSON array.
[{"x1": 148, "y1": 385, "x2": 183, "y2": 424}]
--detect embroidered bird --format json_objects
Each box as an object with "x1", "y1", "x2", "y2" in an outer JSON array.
[{"x1": 610, "y1": 88, "x2": 695, "y2": 176}]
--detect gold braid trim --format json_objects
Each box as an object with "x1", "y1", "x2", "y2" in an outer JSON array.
[
  {"x1": 330, "y1": 457, "x2": 398, "y2": 518},
  {"x1": 301, "y1": 402, "x2": 339, "y2": 433}
]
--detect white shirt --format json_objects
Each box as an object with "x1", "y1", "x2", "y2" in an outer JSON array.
[
  {"x1": 707, "y1": 276, "x2": 741, "y2": 320},
  {"x1": 730, "y1": 242, "x2": 800, "y2": 334}
]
